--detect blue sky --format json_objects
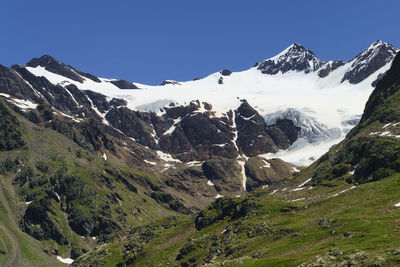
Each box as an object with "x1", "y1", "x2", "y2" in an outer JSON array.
[{"x1": 1, "y1": 0, "x2": 399, "y2": 84}]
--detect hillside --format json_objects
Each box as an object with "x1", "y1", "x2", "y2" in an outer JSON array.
[
  {"x1": 0, "y1": 43, "x2": 400, "y2": 266},
  {"x1": 72, "y1": 53, "x2": 400, "y2": 266}
]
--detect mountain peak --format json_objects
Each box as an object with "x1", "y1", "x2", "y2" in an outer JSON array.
[
  {"x1": 341, "y1": 40, "x2": 399, "y2": 84},
  {"x1": 256, "y1": 43, "x2": 324, "y2": 75},
  {"x1": 369, "y1": 40, "x2": 391, "y2": 48},
  {"x1": 26, "y1": 55, "x2": 60, "y2": 68},
  {"x1": 26, "y1": 55, "x2": 86, "y2": 83}
]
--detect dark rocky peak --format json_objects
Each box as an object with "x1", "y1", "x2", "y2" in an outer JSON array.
[
  {"x1": 0, "y1": 64, "x2": 39, "y2": 101},
  {"x1": 220, "y1": 69, "x2": 232, "y2": 76},
  {"x1": 360, "y1": 51, "x2": 400, "y2": 124},
  {"x1": 160, "y1": 80, "x2": 181, "y2": 86},
  {"x1": 341, "y1": 40, "x2": 399, "y2": 84},
  {"x1": 109, "y1": 79, "x2": 139, "y2": 89},
  {"x1": 110, "y1": 97, "x2": 127, "y2": 107},
  {"x1": 318, "y1": 60, "x2": 345, "y2": 78},
  {"x1": 234, "y1": 100, "x2": 299, "y2": 156},
  {"x1": 256, "y1": 43, "x2": 325, "y2": 75},
  {"x1": 235, "y1": 100, "x2": 263, "y2": 123},
  {"x1": 163, "y1": 100, "x2": 201, "y2": 119},
  {"x1": 27, "y1": 55, "x2": 85, "y2": 83},
  {"x1": 275, "y1": 118, "x2": 301, "y2": 145}
]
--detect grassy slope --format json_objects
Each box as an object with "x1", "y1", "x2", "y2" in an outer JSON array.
[
  {"x1": 0, "y1": 100, "x2": 182, "y2": 266},
  {"x1": 113, "y1": 172, "x2": 399, "y2": 266}
]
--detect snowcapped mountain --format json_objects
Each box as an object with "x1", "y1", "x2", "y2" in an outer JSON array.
[
  {"x1": 255, "y1": 43, "x2": 325, "y2": 74},
  {"x1": 1, "y1": 40, "x2": 398, "y2": 166}
]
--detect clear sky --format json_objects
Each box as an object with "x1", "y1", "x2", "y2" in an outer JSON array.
[{"x1": 1, "y1": 0, "x2": 400, "y2": 85}]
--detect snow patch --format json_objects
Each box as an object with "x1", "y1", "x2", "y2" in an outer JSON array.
[
  {"x1": 237, "y1": 160, "x2": 247, "y2": 191},
  {"x1": 7, "y1": 97, "x2": 38, "y2": 110},
  {"x1": 56, "y1": 256, "x2": 74, "y2": 264},
  {"x1": 102, "y1": 153, "x2": 107, "y2": 161},
  {"x1": 157, "y1": 151, "x2": 182, "y2": 163},
  {"x1": 330, "y1": 185, "x2": 356, "y2": 198},
  {"x1": 261, "y1": 159, "x2": 271, "y2": 168},
  {"x1": 269, "y1": 189, "x2": 278, "y2": 195},
  {"x1": 380, "y1": 131, "x2": 391, "y2": 136},
  {"x1": 291, "y1": 187, "x2": 306, "y2": 192},
  {"x1": 297, "y1": 178, "x2": 312, "y2": 188},
  {"x1": 383, "y1": 123, "x2": 392, "y2": 129},
  {"x1": 207, "y1": 180, "x2": 214, "y2": 186},
  {"x1": 186, "y1": 161, "x2": 202, "y2": 167},
  {"x1": 291, "y1": 198, "x2": 305, "y2": 202},
  {"x1": 144, "y1": 160, "x2": 157, "y2": 166}
]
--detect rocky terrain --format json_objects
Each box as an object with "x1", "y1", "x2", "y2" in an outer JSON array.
[{"x1": 0, "y1": 41, "x2": 400, "y2": 266}]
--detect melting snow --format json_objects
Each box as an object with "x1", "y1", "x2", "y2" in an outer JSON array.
[
  {"x1": 186, "y1": 161, "x2": 202, "y2": 167},
  {"x1": 297, "y1": 178, "x2": 312, "y2": 188},
  {"x1": 144, "y1": 160, "x2": 157, "y2": 166},
  {"x1": 395, "y1": 202, "x2": 400, "y2": 207},
  {"x1": 0, "y1": 94, "x2": 38, "y2": 110},
  {"x1": 56, "y1": 256, "x2": 74, "y2": 264},
  {"x1": 261, "y1": 160, "x2": 271, "y2": 168},
  {"x1": 215, "y1": 194, "x2": 223, "y2": 199},
  {"x1": 25, "y1": 201, "x2": 32, "y2": 205},
  {"x1": 330, "y1": 185, "x2": 356, "y2": 198},
  {"x1": 102, "y1": 153, "x2": 107, "y2": 161},
  {"x1": 291, "y1": 198, "x2": 306, "y2": 202},
  {"x1": 291, "y1": 187, "x2": 306, "y2": 192},
  {"x1": 237, "y1": 160, "x2": 247, "y2": 191},
  {"x1": 383, "y1": 123, "x2": 392, "y2": 129},
  {"x1": 269, "y1": 189, "x2": 278, "y2": 195},
  {"x1": 156, "y1": 151, "x2": 182, "y2": 163},
  {"x1": 207, "y1": 180, "x2": 214, "y2": 186}
]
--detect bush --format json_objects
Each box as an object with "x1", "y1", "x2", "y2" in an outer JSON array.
[{"x1": 0, "y1": 101, "x2": 25, "y2": 151}]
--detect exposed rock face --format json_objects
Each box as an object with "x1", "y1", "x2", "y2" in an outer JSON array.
[
  {"x1": 275, "y1": 118, "x2": 301, "y2": 145},
  {"x1": 106, "y1": 107, "x2": 159, "y2": 149},
  {"x1": 27, "y1": 55, "x2": 85, "y2": 83},
  {"x1": 201, "y1": 157, "x2": 243, "y2": 192},
  {"x1": 160, "y1": 80, "x2": 181, "y2": 86},
  {"x1": 341, "y1": 41, "x2": 398, "y2": 84},
  {"x1": 109, "y1": 79, "x2": 139, "y2": 89},
  {"x1": 157, "y1": 101, "x2": 238, "y2": 161},
  {"x1": 256, "y1": 43, "x2": 324, "y2": 74},
  {"x1": 0, "y1": 65, "x2": 38, "y2": 100},
  {"x1": 318, "y1": 60, "x2": 345, "y2": 78},
  {"x1": 220, "y1": 69, "x2": 232, "y2": 76},
  {"x1": 244, "y1": 157, "x2": 297, "y2": 191},
  {"x1": 235, "y1": 100, "x2": 299, "y2": 156}
]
